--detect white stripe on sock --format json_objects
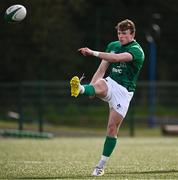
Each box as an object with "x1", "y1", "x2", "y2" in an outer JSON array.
[
  {"x1": 80, "y1": 85, "x2": 85, "y2": 94},
  {"x1": 101, "y1": 155, "x2": 109, "y2": 162}
]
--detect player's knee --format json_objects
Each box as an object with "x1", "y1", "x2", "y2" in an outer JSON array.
[
  {"x1": 93, "y1": 80, "x2": 107, "y2": 96},
  {"x1": 107, "y1": 123, "x2": 117, "y2": 136}
]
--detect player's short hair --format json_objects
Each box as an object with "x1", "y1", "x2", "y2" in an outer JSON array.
[{"x1": 115, "y1": 19, "x2": 136, "y2": 34}]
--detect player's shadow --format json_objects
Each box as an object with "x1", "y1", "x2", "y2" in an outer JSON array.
[{"x1": 108, "y1": 169, "x2": 178, "y2": 175}]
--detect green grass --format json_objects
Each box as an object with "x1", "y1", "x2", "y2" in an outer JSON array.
[{"x1": 0, "y1": 137, "x2": 178, "y2": 179}]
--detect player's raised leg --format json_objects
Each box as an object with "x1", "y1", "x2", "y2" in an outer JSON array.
[{"x1": 70, "y1": 75, "x2": 96, "y2": 97}]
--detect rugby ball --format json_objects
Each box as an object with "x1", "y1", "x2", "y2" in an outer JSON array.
[{"x1": 4, "y1": 5, "x2": 27, "y2": 23}]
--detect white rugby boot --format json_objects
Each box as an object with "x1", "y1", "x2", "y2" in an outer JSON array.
[{"x1": 92, "y1": 166, "x2": 105, "y2": 176}]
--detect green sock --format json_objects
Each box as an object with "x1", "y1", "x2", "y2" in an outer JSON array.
[
  {"x1": 83, "y1": 84, "x2": 95, "y2": 96},
  {"x1": 102, "y1": 136, "x2": 117, "y2": 157}
]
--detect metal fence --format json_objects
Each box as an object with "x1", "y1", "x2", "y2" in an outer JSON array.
[{"x1": 0, "y1": 81, "x2": 178, "y2": 134}]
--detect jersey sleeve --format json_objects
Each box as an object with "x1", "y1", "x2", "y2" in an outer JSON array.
[{"x1": 128, "y1": 46, "x2": 145, "y2": 62}]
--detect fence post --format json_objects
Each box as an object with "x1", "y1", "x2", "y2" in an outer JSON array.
[
  {"x1": 18, "y1": 82, "x2": 24, "y2": 131},
  {"x1": 128, "y1": 104, "x2": 135, "y2": 137},
  {"x1": 148, "y1": 41, "x2": 157, "y2": 127},
  {"x1": 38, "y1": 82, "x2": 44, "y2": 132}
]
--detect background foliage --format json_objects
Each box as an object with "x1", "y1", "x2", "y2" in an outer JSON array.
[{"x1": 0, "y1": 0, "x2": 178, "y2": 82}]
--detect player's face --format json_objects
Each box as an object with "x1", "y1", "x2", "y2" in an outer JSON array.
[{"x1": 117, "y1": 29, "x2": 134, "y2": 45}]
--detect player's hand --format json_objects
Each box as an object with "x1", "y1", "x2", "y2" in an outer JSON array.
[{"x1": 78, "y1": 47, "x2": 93, "y2": 56}]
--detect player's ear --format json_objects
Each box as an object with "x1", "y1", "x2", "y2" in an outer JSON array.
[{"x1": 131, "y1": 31, "x2": 135, "y2": 38}]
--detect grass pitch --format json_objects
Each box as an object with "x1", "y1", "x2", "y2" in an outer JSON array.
[{"x1": 0, "y1": 137, "x2": 178, "y2": 180}]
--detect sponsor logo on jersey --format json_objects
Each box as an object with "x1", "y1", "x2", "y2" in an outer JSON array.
[{"x1": 112, "y1": 62, "x2": 126, "y2": 74}]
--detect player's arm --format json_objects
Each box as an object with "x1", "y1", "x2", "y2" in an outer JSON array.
[
  {"x1": 90, "y1": 60, "x2": 110, "y2": 85},
  {"x1": 78, "y1": 47, "x2": 133, "y2": 62}
]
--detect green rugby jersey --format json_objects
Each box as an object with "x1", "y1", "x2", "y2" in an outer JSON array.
[{"x1": 106, "y1": 40, "x2": 145, "y2": 92}]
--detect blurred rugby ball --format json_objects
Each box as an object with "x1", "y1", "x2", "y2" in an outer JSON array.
[{"x1": 4, "y1": 5, "x2": 27, "y2": 23}]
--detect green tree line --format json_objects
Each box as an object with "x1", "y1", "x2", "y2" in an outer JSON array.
[{"x1": 0, "y1": 0, "x2": 178, "y2": 82}]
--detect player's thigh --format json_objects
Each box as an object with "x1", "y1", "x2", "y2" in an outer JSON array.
[
  {"x1": 107, "y1": 108, "x2": 123, "y2": 134},
  {"x1": 93, "y1": 79, "x2": 108, "y2": 98}
]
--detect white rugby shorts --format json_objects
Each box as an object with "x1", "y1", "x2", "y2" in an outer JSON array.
[{"x1": 101, "y1": 77, "x2": 134, "y2": 118}]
